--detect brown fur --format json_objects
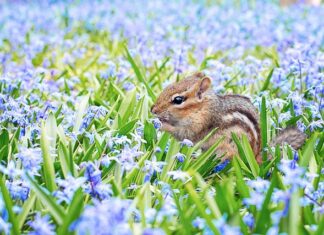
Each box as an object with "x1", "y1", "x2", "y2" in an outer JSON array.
[
  {"x1": 152, "y1": 72, "x2": 306, "y2": 162},
  {"x1": 271, "y1": 127, "x2": 307, "y2": 150}
]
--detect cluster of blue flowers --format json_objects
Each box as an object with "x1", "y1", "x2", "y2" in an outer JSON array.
[{"x1": 0, "y1": 0, "x2": 323, "y2": 234}]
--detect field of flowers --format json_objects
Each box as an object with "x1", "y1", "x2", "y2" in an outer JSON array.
[{"x1": 0, "y1": 0, "x2": 323, "y2": 234}]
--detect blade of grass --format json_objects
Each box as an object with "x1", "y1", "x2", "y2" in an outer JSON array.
[
  {"x1": 112, "y1": 89, "x2": 136, "y2": 129},
  {"x1": 315, "y1": 216, "x2": 324, "y2": 235},
  {"x1": 40, "y1": 119, "x2": 57, "y2": 192},
  {"x1": 260, "y1": 68, "x2": 274, "y2": 91},
  {"x1": 0, "y1": 176, "x2": 20, "y2": 235},
  {"x1": 160, "y1": 139, "x2": 181, "y2": 182},
  {"x1": 185, "y1": 136, "x2": 223, "y2": 172},
  {"x1": 124, "y1": 46, "x2": 156, "y2": 100},
  {"x1": 73, "y1": 94, "x2": 90, "y2": 134},
  {"x1": 255, "y1": 171, "x2": 277, "y2": 233},
  {"x1": 241, "y1": 135, "x2": 260, "y2": 178},
  {"x1": 289, "y1": 190, "x2": 301, "y2": 235},
  {"x1": 172, "y1": 189, "x2": 192, "y2": 234},
  {"x1": 57, "y1": 188, "x2": 84, "y2": 235},
  {"x1": 233, "y1": 157, "x2": 250, "y2": 198},
  {"x1": 17, "y1": 193, "x2": 36, "y2": 229},
  {"x1": 185, "y1": 182, "x2": 220, "y2": 235},
  {"x1": 194, "y1": 173, "x2": 222, "y2": 218},
  {"x1": 26, "y1": 174, "x2": 65, "y2": 224},
  {"x1": 260, "y1": 96, "x2": 268, "y2": 162},
  {"x1": 299, "y1": 132, "x2": 318, "y2": 167}
]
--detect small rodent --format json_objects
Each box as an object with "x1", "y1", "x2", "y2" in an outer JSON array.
[{"x1": 151, "y1": 72, "x2": 306, "y2": 163}]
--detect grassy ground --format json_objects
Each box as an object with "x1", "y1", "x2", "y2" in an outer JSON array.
[{"x1": 0, "y1": 1, "x2": 323, "y2": 234}]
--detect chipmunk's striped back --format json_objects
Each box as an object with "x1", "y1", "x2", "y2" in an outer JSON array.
[{"x1": 198, "y1": 93, "x2": 262, "y2": 160}]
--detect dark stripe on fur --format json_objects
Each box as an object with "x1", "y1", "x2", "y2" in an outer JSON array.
[
  {"x1": 222, "y1": 118, "x2": 259, "y2": 155},
  {"x1": 227, "y1": 109, "x2": 261, "y2": 153}
]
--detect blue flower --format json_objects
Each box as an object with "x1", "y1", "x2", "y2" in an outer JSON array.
[
  {"x1": 243, "y1": 191, "x2": 265, "y2": 210},
  {"x1": 143, "y1": 228, "x2": 166, "y2": 235},
  {"x1": 71, "y1": 198, "x2": 133, "y2": 235},
  {"x1": 204, "y1": 216, "x2": 242, "y2": 235},
  {"x1": 152, "y1": 118, "x2": 162, "y2": 129},
  {"x1": 167, "y1": 170, "x2": 190, "y2": 182},
  {"x1": 214, "y1": 159, "x2": 230, "y2": 173},
  {"x1": 246, "y1": 177, "x2": 270, "y2": 193},
  {"x1": 0, "y1": 217, "x2": 11, "y2": 235},
  {"x1": 181, "y1": 139, "x2": 193, "y2": 147},
  {"x1": 0, "y1": 195, "x2": 10, "y2": 235},
  {"x1": 6, "y1": 180, "x2": 30, "y2": 201},
  {"x1": 16, "y1": 147, "x2": 42, "y2": 175},
  {"x1": 0, "y1": 161, "x2": 22, "y2": 179},
  {"x1": 243, "y1": 213, "x2": 254, "y2": 229},
  {"x1": 278, "y1": 159, "x2": 307, "y2": 191},
  {"x1": 79, "y1": 106, "x2": 108, "y2": 133},
  {"x1": 81, "y1": 161, "x2": 102, "y2": 185},
  {"x1": 192, "y1": 217, "x2": 205, "y2": 229},
  {"x1": 143, "y1": 156, "x2": 166, "y2": 176},
  {"x1": 116, "y1": 144, "x2": 143, "y2": 171},
  {"x1": 28, "y1": 213, "x2": 55, "y2": 235},
  {"x1": 90, "y1": 183, "x2": 113, "y2": 201},
  {"x1": 175, "y1": 153, "x2": 186, "y2": 163},
  {"x1": 80, "y1": 162, "x2": 113, "y2": 200},
  {"x1": 54, "y1": 176, "x2": 86, "y2": 203}
]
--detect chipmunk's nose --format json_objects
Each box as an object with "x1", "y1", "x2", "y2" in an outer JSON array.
[{"x1": 151, "y1": 105, "x2": 158, "y2": 115}]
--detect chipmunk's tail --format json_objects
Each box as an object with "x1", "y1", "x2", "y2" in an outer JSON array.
[{"x1": 270, "y1": 127, "x2": 307, "y2": 150}]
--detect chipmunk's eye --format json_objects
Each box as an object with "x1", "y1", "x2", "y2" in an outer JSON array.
[{"x1": 172, "y1": 96, "x2": 185, "y2": 105}]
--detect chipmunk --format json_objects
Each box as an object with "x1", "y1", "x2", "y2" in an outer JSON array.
[{"x1": 151, "y1": 72, "x2": 306, "y2": 163}]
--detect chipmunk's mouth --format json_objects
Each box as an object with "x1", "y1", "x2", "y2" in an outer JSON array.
[
  {"x1": 157, "y1": 116, "x2": 177, "y2": 127},
  {"x1": 158, "y1": 117, "x2": 168, "y2": 123}
]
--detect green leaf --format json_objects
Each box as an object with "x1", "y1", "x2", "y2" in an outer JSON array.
[
  {"x1": 260, "y1": 96, "x2": 268, "y2": 162},
  {"x1": 112, "y1": 89, "x2": 136, "y2": 129},
  {"x1": 194, "y1": 173, "x2": 222, "y2": 218},
  {"x1": 241, "y1": 135, "x2": 260, "y2": 178},
  {"x1": 123, "y1": 151, "x2": 152, "y2": 188},
  {"x1": 315, "y1": 216, "x2": 324, "y2": 235},
  {"x1": 26, "y1": 174, "x2": 65, "y2": 224},
  {"x1": 40, "y1": 115, "x2": 57, "y2": 192},
  {"x1": 261, "y1": 67, "x2": 274, "y2": 91},
  {"x1": 156, "y1": 132, "x2": 171, "y2": 160},
  {"x1": 117, "y1": 118, "x2": 138, "y2": 136},
  {"x1": 57, "y1": 188, "x2": 84, "y2": 235},
  {"x1": 289, "y1": 190, "x2": 302, "y2": 235},
  {"x1": 0, "y1": 176, "x2": 20, "y2": 235},
  {"x1": 185, "y1": 182, "x2": 220, "y2": 235},
  {"x1": 255, "y1": 171, "x2": 277, "y2": 233},
  {"x1": 0, "y1": 129, "x2": 9, "y2": 161},
  {"x1": 233, "y1": 157, "x2": 250, "y2": 198},
  {"x1": 73, "y1": 94, "x2": 90, "y2": 134},
  {"x1": 232, "y1": 133, "x2": 259, "y2": 177},
  {"x1": 79, "y1": 143, "x2": 96, "y2": 163},
  {"x1": 300, "y1": 132, "x2": 318, "y2": 167},
  {"x1": 58, "y1": 142, "x2": 71, "y2": 178},
  {"x1": 144, "y1": 120, "x2": 156, "y2": 148},
  {"x1": 18, "y1": 193, "x2": 36, "y2": 229},
  {"x1": 160, "y1": 139, "x2": 181, "y2": 182},
  {"x1": 124, "y1": 46, "x2": 156, "y2": 100},
  {"x1": 172, "y1": 189, "x2": 192, "y2": 234},
  {"x1": 189, "y1": 138, "x2": 223, "y2": 174}
]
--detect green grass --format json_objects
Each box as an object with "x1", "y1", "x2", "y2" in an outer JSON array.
[{"x1": 0, "y1": 17, "x2": 323, "y2": 235}]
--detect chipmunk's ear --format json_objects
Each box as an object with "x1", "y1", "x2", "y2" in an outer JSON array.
[
  {"x1": 197, "y1": 76, "x2": 211, "y2": 99},
  {"x1": 193, "y1": 71, "x2": 206, "y2": 79}
]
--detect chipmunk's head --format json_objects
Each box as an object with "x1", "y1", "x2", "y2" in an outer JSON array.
[{"x1": 151, "y1": 72, "x2": 213, "y2": 141}]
